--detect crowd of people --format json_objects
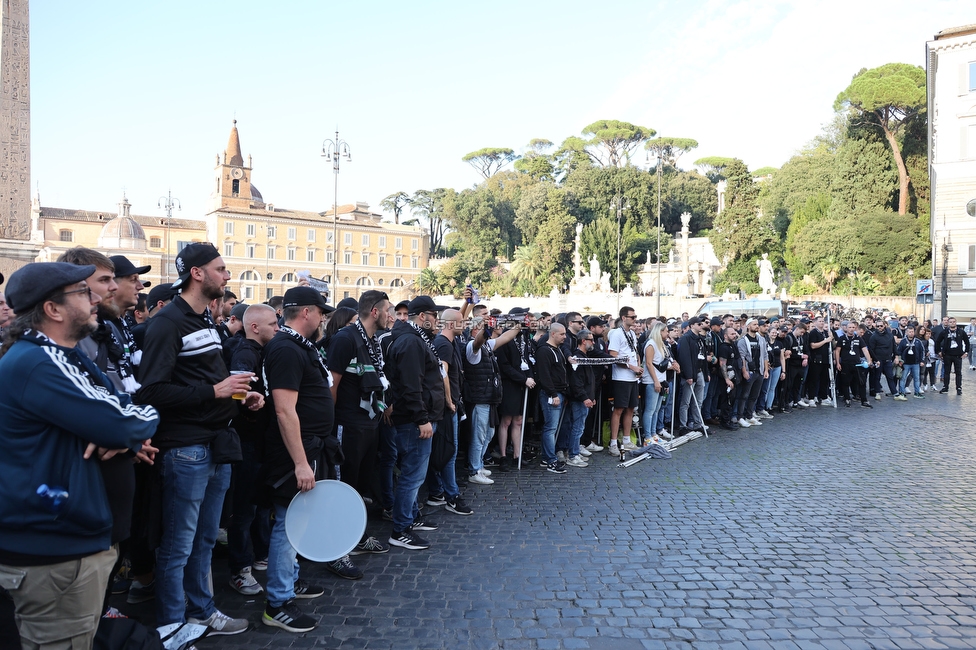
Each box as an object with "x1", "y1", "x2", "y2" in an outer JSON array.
[{"x1": 0, "y1": 244, "x2": 971, "y2": 649}]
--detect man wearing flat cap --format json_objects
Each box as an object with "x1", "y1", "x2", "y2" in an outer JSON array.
[
  {"x1": 136, "y1": 243, "x2": 261, "y2": 636},
  {"x1": 0, "y1": 262, "x2": 159, "y2": 650}
]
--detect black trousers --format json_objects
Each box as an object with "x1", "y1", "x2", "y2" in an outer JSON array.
[
  {"x1": 719, "y1": 381, "x2": 737, "y2": 423},
  {"x1": 838, "y1": 365, "x2": 868, "y2": 402},
  {"x1": 805, "y1": 361, "x2": 828, "y2": 401},
  {"x1": 943, "y1": 356, "x2": 964, "y2": 390}
]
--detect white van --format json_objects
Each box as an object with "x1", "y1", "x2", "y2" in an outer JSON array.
[{"x1": 695, "y1": 298, "x2": 787, "y2": 319}]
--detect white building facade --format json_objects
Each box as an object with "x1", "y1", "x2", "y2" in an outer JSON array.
[{"x1": 927, "y1": 24, "x2": 976, "y2": 318}]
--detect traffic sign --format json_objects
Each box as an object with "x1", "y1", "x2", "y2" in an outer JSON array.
[
  {"x1": 916, "y1": 279, "x2": 933, "y2": 295},
  {"x1": 916, "y1": 295, "x2": 934, "y2": 304}
]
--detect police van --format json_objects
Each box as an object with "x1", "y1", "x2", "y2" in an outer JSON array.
[{"x1": 695, "y1": 298, "x2": 787, "y2": 319}]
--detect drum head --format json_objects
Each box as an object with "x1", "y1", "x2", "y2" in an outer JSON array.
[{"x1": 285, "y1": 480, "x2": 367, "y2": 562}]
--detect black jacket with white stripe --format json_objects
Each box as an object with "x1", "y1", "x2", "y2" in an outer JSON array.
[{"x1": 136, "y1": 296, "x2": 238, "y2": 449}]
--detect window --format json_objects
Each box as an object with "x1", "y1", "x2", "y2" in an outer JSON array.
[
  {"x1": 288, "y1": 227, "x2": 296, "y2": 240},
  {"x1": 378, "y1": 278, "x2": 385, "y2": 285},
  {"x1": 395, "y1": 237, "x2": 402, "y2": 249},
  {"x1": 240, "y1": 270, "x2": 258, "y2": 281},
  {"x1": 968, "y1": 199, "x2": 976, "y2": 218},
  {"x1": 307, "y1": 249, "x2": 315, "y2": 262},
  {"x1": 267, "y1": 245, "x2": 276, "y2": 259},
  {"x1": 390, "y1": 278, "x2": 403, "y2": 288},
  {"x1": 308, "y1": 229, "x2": 316, "y2": 242},
  {"x1": 224, "y1": 222, "x2": 234, "y2": 235},
  {"x1": 411, "y1": 256, "x2": 418, "y2": 269},
  {"x1": 395, "y1": 255, "x2": 402, "y2": 268},
  {"x1": 361, "y1": 253, "x2": 369, "y2": 265},
  {"x1": 150, "y1": 236, "x2": 162, "y2": 248},
  {"x1": 232, "y1": 179, "x2": 240, "y2": 196},
  {"x1": 361, "y1": 234, "x2": 369, "y2": 246},
  {"x1": 344, "y1": 233, "x2": 352, "y2": 245},
  {"x1": 246, "y1": 223, "x2": 256, "y2": 237},
  {"x1": 246, "y1": 244, "x2": 255, "y2": 258},
  {"x1": 356, "y1": 277, "x2": 373, "y2": 287},
  {"x1": 242, "y1": 286, "x2": 253, "y2": 300},
  {"x1": 282, "y1": 273, "x2": 296, "y2": 283},
  {"x1": 971, "y1": 62, "x2": 976, "y2": 92},
  {"x1": 344, "y1": 291, "x2": 350, "y2": 299},
  {"x1": 287, "y1": 247, "x2": 296, "y2": 261},
  {"x1": 379, "y1": 236, "x2": 386, "y2": 248},
  {"x1": 326, "y1": 251, "x2": 334, "y2": 263},
  {"x1": 266, "y1": 288, "x2": 274, "y2": 300},
  {"x1": 59, "y1": 229, "x2": 73, "y2": 242},
  {"x1": 379, "y1": 254, "x2": 386, "y2": 267},
  {"x1": 224, "y1": 243, "x2": 234, "y2": 257},
  {"x1": 970, "y1": 245, "x2": 976, "y2": 272},
  {"x1": 327, "y1": 231, "x2": 334, "y2": 243},
  {"x1": 344, "y1": 251, "x2": 352, "y2": 264},
  {"x1": 177, "y1": 240, "x2": 191, "y2": 252},
  {"x1": 268, "y1": 226, "x2": 277, "y2": 239},
  {"x1": 411, "y1": 238, "x2": 418, "y2": 250}
]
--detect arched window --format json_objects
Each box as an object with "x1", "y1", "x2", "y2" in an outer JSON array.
[
  {"x1": 355, "y1": 277, "x2": 373, "y2": 287},
  {"x1": 281, "y1": 272, "x2": 296, "y2": 283},
  {"x1": 240, "y1": 270, "x2": 258, "y2": 281},
  {"x1": 390, "y1": 278, "x2": 404, "y2": 288}
]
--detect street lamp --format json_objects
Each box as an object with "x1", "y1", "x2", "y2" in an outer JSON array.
[
  {"x1": 612, "y1": 194, "x2": 628, "y2": 312},
  {"x1": 848, "y1": 271, "x2": 855, "y2": 309},
  {"x1": 157, "y1": 190, "x2": 181, "y2": 282},
  {"x1": 322, "y1": 129, "x2": 351, "y2": 300},
  {"x1": 937, "y1": 227, "x2": 951, "y2": 320}
]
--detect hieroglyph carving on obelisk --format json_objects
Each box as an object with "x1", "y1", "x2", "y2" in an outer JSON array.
[{"x1": 0, "y1": 0, "x2": 30, "y2": 240}]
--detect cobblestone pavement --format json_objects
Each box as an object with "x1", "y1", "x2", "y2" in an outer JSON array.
[{"x1": 138, "y1": 383, "x2": 976, "y2": 649}]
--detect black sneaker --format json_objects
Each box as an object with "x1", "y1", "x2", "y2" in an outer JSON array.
[
  {"x1": 483, "y1": 456, "x2": 499, "y2": 468},
  {"x1": 498, "y1": 457, "x2": 511, "y2": 473},
  {"x1": 425, "y1": 493, "x2": 446, "y2": 506},
  {"x1": 325, "y1": 555, "x2": 363, "y2": 581},
  {"x1": 389, "y1": 529, "x2": 430, "y2": 550},
  {"x1": 350, "y1": 536, "x2": 389, "y2": 555},
  {"x1": 445, "y1": 497, "x2": 473, "y2": 516},
  {"x1": 861, "y1": 401, "x2": 873, "y2": 408},
  {"x1": 409, "y1": 517, "x2": 438, "y2": 531},
  {"x1": 381, "y1": 508, "x2": 394, "y2": 521},
  {"x1": 940, "y1": 387, "x2": 949, "y2": 394},
  {"x1": 958, "y1": 389, "x2": 963, "y2": 395},
  {"x1": 263, "y1": 600, "x2": 317, "y2": 633},
  {"x1": 546, "y1": 461, "x2": 567, "y2": 474},
  {"x1": 292, "y1": 579, "x2": 324, "y2": 599}
]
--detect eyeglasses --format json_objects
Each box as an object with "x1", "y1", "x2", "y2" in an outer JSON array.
[
  {"x1": 572, "y1": 320, "x2": 584, "y2": 324},
  {"x1": 62, "y1": 286, "x2": 93, "y2": 301}
]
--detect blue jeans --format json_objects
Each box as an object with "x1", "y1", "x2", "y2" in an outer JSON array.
[
  {"x1": 642, "y1": 384, "x2": 664, "y2": 441},
  {"x1": 899, "y1": 364, "x2": 920, "y2": 395},
  {"x1": 467, "y1": 404, "x2": 493, "y2": 476},
  {"x1": 428, "y1": 412, "x2": 460, "y2": 499},
  {"x1": 156, "y1": 445, "x2": 231, "y2": 626},
  {"x1": 227, "y1": 439, "x2": 271, "y2": 572},
  {"x1": 266, "y1": 503, "x2": 299, "y2": 608},
  {"x1": 656, "y1": 384, "x2": 672, "y2": 431},
  {"x1": 763, "y1": 366, "x2": 782, "y2": 411},
  {"x1": 538, "y1": 393, "x2": 564, "y2": 464},
  {"x1": 392, "y1": 423, "x2": 433, "y2": 533},
  {"x1": 566, "y1": 400, "x2": 588, "y2": 456},
  {"x1": 378, "y1": 421, "x2": 397, "y2": 511}
]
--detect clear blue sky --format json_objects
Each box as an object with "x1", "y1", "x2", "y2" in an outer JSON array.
[{"x1": 30, "y1": 0, "x2": 972, "y2": 222}]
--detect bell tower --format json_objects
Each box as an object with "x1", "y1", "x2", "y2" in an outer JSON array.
[{"x1": 210, "y1": 120, "x2": 253, "y2": 211}]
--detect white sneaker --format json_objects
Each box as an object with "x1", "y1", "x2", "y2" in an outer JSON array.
[
  {"x1": 478, "y1": 468, "x2": 492, "y2": 477},
  {"x1": 585, "y1": 442, "x2": 604, "y2": 452},
  {"x1": 187, "y1": 610, "x2": 248, "y2": 636},
  {"x1": 748, "y1": 417, "x2": 762, "y2": 426},
  {"x1": 875, "y1": 393, "x2": 882, "y2": 401},
  {"x1": 658, "y1": 429, "x2": 673, "y2": 441},
  {"x1": 621, "y1": 440, "x2": 638, "y2": 451},
  {"x1": 556, "y1": 451, "x2": 567, "y2": 462},
  {"x1": 578, "y1": 447, "x2": 592, "y2": 457},
  {"x1": 607, "y1": 443, "x2": 620, "y2": 454},
  {"x1": 757, "y1": 410, "x2": 773, "y2": 419},
  {"x1": 796, "y1": 400, "x2": 808, "y2": 408},
  {"x1": 566, "y1": 455, "x2": 588, "y2": 468},
  {"x1": 820, "y1": 399, "x2": 832, "y2": 407},
  {"x1": 737, "y1": 418, "x2": 752, "y2": 428},
  {"x1": 468, "y1": 473, "x2": 493, "y2": 485}
]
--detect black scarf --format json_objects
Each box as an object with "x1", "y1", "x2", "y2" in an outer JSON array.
[
  {"x1": 352, "y1": 320, "x2": 388, "y2": 418},
  {"x1": 90, "y1": 319, "x2": 140, "y2": 392},
  {"x1": 279, "y1": 325, "x2": 332, "y2": 385}
]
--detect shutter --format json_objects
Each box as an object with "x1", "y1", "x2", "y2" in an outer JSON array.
[{"x1": 957, "y1": 243, "x2": 970, "y2": 275}]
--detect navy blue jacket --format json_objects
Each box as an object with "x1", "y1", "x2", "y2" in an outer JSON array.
[{"x1": 0, "y1": 333, "x2": 158, "y2": 561}]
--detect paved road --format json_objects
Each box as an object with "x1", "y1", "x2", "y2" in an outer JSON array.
[{"x1": 152, "y1": 385, "x2": 976, "y2": 649}]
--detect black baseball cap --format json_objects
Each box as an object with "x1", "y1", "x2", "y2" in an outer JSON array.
[
  {"x1": 230, "y1": 302, "x2": 249, "y2": 321},
  {"x1": 709, "y1": 316, "x2": 723, "y2": 327},
  {"x1": 283, "y1": 286, "x2": 334, "y2": 312},
  {"x1": 146, "y1": 283, "x2": 178, "y2": 312},
  {"x1": 394, "y1": 300, "x2": 410, "y2": 312},
  {"x1": 171, "y1": 243, "x2": 220, "y2": 289},
  {"x1": 109, "y1": 255, "x2": 151, "y2": 279},
  {"x1": 407, "y1": 295, "x2": 449, "y2": 315},
  {"x1": 586, "y1": 316, "x2": 608, "y2": 328},
  {"x1": 6, "y1": 262, "x2": 95, "y2": 314},
  {"x1": 336, "y1": 297, "x2": 359, "y2": 310}
]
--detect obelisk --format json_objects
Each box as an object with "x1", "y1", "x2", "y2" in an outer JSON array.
[{"x1": 0, "y1": 0, "x2": 38, "y2": 280}]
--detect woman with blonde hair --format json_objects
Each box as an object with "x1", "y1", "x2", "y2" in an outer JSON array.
[{"x1": 642, "y1": 322, "x2": 676, "y2": 442}]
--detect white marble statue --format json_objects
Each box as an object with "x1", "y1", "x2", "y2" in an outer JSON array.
[
  {"x1": 589, "y1": 254, "x2": 600, "y2": 282},
  {"x1": 757, "y1": 253, "x2": 776, "y2": 295},
  {"x1": 600, "y1": 271, "x2": 612, "y2": 293}
]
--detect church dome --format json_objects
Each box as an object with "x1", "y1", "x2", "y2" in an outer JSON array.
[
  {"x1": 98, "y1": 215, "x2": 146, "y2": 250},
  {"x1": 250, "y1": 184, "x2": 263, "y2": 202}
]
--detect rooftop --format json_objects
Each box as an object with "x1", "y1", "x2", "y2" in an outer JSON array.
[{"x1": 39, "y1": 206, "x2": 207, "y2": 230}]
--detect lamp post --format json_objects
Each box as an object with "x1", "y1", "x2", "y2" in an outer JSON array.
[
  {"x1": 848, "y1": 272, "x2": 855, "y2": 309},
  {"x1": 322, "y1": 129, "x2": 351, "y2": 300},
  {"x1": 938, "y1": 228, "x2": 950, "y2": 321},
  {"x1": 656, "y1": 159, "x2": 663, "y2": 316},
  {"x1": 157, "y1": 190, "x2": 181, "y2": 282},
  {"x1": 612, "y1": 194, "x2": 628, "y2": 312}
]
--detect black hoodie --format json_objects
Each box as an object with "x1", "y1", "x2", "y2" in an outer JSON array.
[{"x1": 386, "y1": 319, "x2": 445, "y2": 426}]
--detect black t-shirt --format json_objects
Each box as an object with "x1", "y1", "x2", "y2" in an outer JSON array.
[
  {"x1": 838, "y1": 334, "x2": 866, "y2": 366},
  {"x1": 433, "y1": 334, "x2": 461, "y2": 408},
  {"x1": 808, "y1": 329, "x2": 828, "y2": 362},
  {"x1": 769, "y1": 336, "x2": 783, "y2": 366},
  {"x1": 745, "y1": 334, "x2": 760, "y2": 371},
  {"x1": 903, "y1": 338, "x2": 919, "y2": 363},
  {"x1": 264, "y1": 333, "x2": 334, "y2": 446},
  {"x1": 718, "y1": 341, "x2": 740, "y2": 381},
  {"x1": 230, "y1": 338, "x2": 270, "y2": 442},
  {"x1": 326, "y1": 327, "x2": 374, "y2": 425}
]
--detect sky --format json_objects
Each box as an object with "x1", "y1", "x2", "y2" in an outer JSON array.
[{"x1": 29, "y1": 0, "x2": 974, "y2": 224}]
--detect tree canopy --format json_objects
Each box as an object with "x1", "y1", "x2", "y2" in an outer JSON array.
[{"x1": 461, "y1": 147, "x2": 518, "y2": 178}]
